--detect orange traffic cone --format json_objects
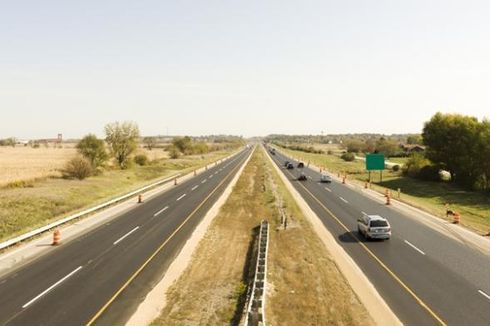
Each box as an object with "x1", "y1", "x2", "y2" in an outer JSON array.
[
  {"x1": 138, "y1": 194, "x2": 143, "y2": 203},
  {"x1": 386, "y1": 193, "x2": 391, "y2": 205},
  {"x1": 52, "y1": 230, "x2": 61, "y2": 246},
  {"x1": 385, "y1": 189, "x2": 389, "y2": 197},
  {"x1": 174, "y1": 178, "x2": 178, "y2": 186},
  {"x1": 453, "y1": 212, "x2": 460, "y2": 224},
  {"x1": 364, "y1": 181, "x2": 368, "y2": 189},
  {"x1": 342, "y1": 175, "x2": 346, "y2": 184}
]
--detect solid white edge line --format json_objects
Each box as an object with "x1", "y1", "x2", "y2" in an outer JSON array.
[
  {"x1": 404, "y1": 240, "x2": 426, "y2": 255},
  {"x1": 325, "y1": 187, "x2": 332, "y2": 192},
  {"x1": 176, "y1": 194, "x2": 187, "y2": 201},
  {"x1": 478, "y1": 290, "x2": 490, "y2": 300},
  {"x1": 154, "y1": 206, "x2": 169, "y2": 217},
  {"x1": 339, "y1": 197, "x2": 349, "y2": 204},
  {"x1": 22, "y1": 266, "x2": 83, "y2": 308},
  {"x1": 114, "y1": 226, "x2": 140, "y2": 245},
  {"x1": 191, "y1": 185, "x2": 198, "y2": 191}
]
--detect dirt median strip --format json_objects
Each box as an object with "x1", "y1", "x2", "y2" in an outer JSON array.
[{"x1": 148, "y1": 147, "x2": 375, "y2": 325}]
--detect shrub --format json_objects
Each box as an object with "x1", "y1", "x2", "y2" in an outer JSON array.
[
  {"x1": 63, "y1": 156, "x2": 93, "y2": 180},
  {"x1": 392, "y1": 164, "x2": 400, "y2": 172},
  {"x1": 417, "y1": 164, "x2": 441, "y2": 181},
  {"x1": 327, "y1": 150, "x2": 333, "y2": 155},
  {"x1": 403, "y1": 153, "x2": 431, "y2": 177},
  {"x1": 341, "y1": 152, "x2": 355, "y2": 161},
  {"x1": 134, "y1": 154, "x2": 149, "y2": 166},
  {"x1": 169, "y1": 146, "x2": 180, "y2": 159}
]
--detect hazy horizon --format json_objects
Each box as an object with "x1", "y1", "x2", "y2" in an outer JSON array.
[{"x1": 2, "y1": 0, "x2": 489, "y2": 139}]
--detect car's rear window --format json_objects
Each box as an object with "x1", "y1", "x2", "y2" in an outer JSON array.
[{"x1": 370, "y1": 220, "x2": 388, "y2": 227}]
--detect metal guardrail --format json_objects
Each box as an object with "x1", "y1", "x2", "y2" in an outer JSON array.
[
  {"x1": 244, "y1": 220, "x2": 269, "y2": 326},
  {"x1": 0, "y1": 150, "x2": 242, "y2": 251}
]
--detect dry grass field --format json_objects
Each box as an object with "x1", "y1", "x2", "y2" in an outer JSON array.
[
  {"x1": 0, "y1": 146, "x2": 77, "y2": 187},
  {"x1": 0, "y1": 144, "x2": 171, "y2": 188}
]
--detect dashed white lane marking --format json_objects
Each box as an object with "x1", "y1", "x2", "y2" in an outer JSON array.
[
  {"x1": 339, "y1": 197, "x2": 349, "y2": 204},
  {"x1": 201, "y1": 179, "x2": 207, "y2": 184},
  {"x1": 114, "y1": 226, "x2": 140, "y2": 245},
  {"x1": 478, "y1": 290, "x2": 490, "y2": 300},
  {"x1": 191, "y1": 185, "x2": 199, "y2": 191},
  {"x1": 22, "y1": 266, "x2": 83, "y2": 308},
  {"x1": 177, "y1": 194, "x2": 187, "y2": 201},
  {"x1": 404, "y1": 240, "x2": 426, "y2": 255},
  {"x1": 154, "y1": 206, "x2": 169, "y2": 217},
  {"x1": 325, "y1": 187, "x2": 332, "y2": 192},
  {"x1": 209, "y1": 175, "x2": 213, "y2": 179},
  {"x1": 214, "y1": 171, "x2": 219, "y2": 175}
]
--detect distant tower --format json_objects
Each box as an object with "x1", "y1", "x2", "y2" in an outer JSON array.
[{"x1": 57, "y1": 133, "x2": 63, "y2": 143}]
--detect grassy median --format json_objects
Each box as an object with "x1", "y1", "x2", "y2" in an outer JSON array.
[
  {"x1": 277, "y1": 146, "x2": 490, "y2": 234},
  {"x1": 0, "y1": 150, "x2": 234, "y2": 243},
  {"x1": 151, "y1": 148, "x2": 372, "y2": 325}
]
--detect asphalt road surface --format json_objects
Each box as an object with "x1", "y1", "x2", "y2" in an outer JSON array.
[
  {"x1": 0, "y1": 147, "x2": 252, "y2": 326},
  {"x1": 267, "y1": 146, "x2": 490, "y2": 326}
]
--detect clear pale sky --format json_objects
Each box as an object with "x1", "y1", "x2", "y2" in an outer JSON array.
[{"x1": 1, "y1": 0, "x2": 489, "y2": 139}]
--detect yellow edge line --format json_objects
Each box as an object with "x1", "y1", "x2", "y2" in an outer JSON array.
[
  {"x1": 281, "y1": 166, "x2": 447, "y2": 326},
  {"x1": 86, "y1": 150, "x2": 250, "y2": 325}
]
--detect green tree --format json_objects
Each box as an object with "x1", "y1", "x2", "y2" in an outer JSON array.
[
  {"x1": 375, "y1": 137, "x2": 399, "y2": 157},
  {"x1": 422, "y1": 112, "x2": 481, "y2": 188},
  {"x1": 76, "y1": 134, "x2": 108, "y2": 168},
  {"x1": 172, "y1": 136, "x2": 192, "y2": 154},
  {"x1": 63, "y1": 156, "x2": 93, "y2": 180},
  {"x1": 104, "y1": 121, "x2": 140, "y2": 169},
  {"x1": 407, "y1": 134, "x2": 423, "y2": 144}
]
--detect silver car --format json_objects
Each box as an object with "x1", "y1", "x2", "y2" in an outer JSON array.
[{"x1": 357, "y1": 214, "x2": 391, "y2": 240}]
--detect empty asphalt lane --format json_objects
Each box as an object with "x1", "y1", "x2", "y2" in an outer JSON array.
[
  {"x1": 268, "y1": 148, "x2": 490, "y2": 325},
  {"x1": 0, "y1": 148, "x2": 252, "y2": 326}
]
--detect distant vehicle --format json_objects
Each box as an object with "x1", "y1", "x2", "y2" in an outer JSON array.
[
  {"x1": 287, "y1": 163, "x2": 294, "y2": 169},
  {"x1": 284, "y1": 161, "x2": 290, "y2": 167},
  {"x1": 298, "y1": 172, "x2": 307, "y2": 181},
  {"x1": 297, "y1": 162, "x2": 304, "y2": 168},
  {"x1": 271, "y1": 148, "x2": 276, "y2": 155},
  {"x1": 320, "y1": 174, "x2": 332, "y2": 183},
  {"x1": 357, "y1": 214, "x2": 391, "y2": 240}
]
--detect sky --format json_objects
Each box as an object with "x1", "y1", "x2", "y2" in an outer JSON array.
[{"x1": 1, "y1": 0, "x2": 490, "y2": 139}]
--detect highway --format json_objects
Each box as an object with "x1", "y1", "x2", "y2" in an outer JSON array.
[
  {"x1": 267, "y1": 146, "x2": 490, "y2": 326},
  {"x1": 0, "y1": 147, "x2": 252, "y2": 326}
]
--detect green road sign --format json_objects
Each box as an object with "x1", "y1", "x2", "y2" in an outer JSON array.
[{"x1": 366, "y1": 154, "x2": 385, "y2": 170}]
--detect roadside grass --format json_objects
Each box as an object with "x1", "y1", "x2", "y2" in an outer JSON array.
[
  {"x1": 0, "y1": 150, "x2": 234, "y2": 242},
  {"x1": 276, "y1": 146, "x2": 490, "y2": 234},
  {"x1": 151, "y1": 148, "x2": 371, "y2": 325}
]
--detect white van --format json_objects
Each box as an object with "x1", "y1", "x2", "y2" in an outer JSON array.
[{"x1": 357, "y1": 214, "x2": 391, "y2": 240}]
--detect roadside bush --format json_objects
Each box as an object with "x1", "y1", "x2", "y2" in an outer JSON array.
[
  {"x1": 169, "y1": 146, "x2": 180, "y2": 159},
  {"x1": 403, "y1": 153, "x2": 430, "y2": 178},
  {"x1": 392, "y1": 164, "x2": 400, "y2": 172},
  {"x1": 327, "y1": 150, "x2": 333, "y2": 155},
  {"x1": 417, "y1": 165, "x2": 441, "y2": 181},
  {"x1": 134, "y1": 154, "x2": 149, "y2": 166},
  {"x1": 341, "y1": 152, "x2": 355, "y2": 161},
  {"x1": 63, "y1": 156, "x2": 93, "y2": 180}
]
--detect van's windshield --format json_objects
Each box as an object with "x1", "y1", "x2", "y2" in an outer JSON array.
[{"x1": 370, "y1": 220, "x2": 388, "y2": 227}]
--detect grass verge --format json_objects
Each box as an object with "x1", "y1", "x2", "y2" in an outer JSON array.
[
  {"x1": 151, "y1": 148, "x2": 372, "y2": 325},
  {"x1": 276, "y1": 146, "x2": 490, "y2": 234},
  {"x1": 0, "y1": 151, "x2": 234, "y2": 242}
]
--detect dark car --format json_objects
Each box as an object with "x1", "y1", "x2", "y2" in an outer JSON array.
[
  {"x1": 287, "y1": 163, "x2": 294, "y2": 169},
  {"x1": 284, "y1": 161, "x2": 290, "y2": 167},
  {"x1": 297, "y1": 162, "x2": 304, "y2": 168},
  {"x1": 298, "y1": 172, "x2": 307, "y2": 181}
]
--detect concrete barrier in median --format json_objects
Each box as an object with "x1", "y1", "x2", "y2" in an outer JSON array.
[
  {"x1": 244, "y1": 220, "x2": 269, "y2": 326},
  {"x1": 0, "y1": 150, "x2": 244, "y2": 252}
]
